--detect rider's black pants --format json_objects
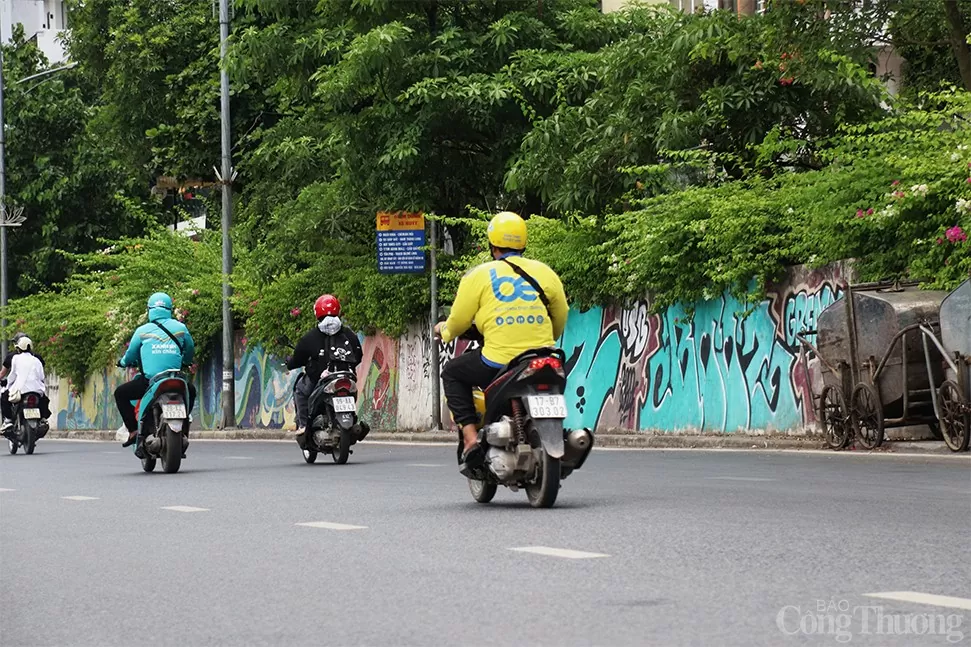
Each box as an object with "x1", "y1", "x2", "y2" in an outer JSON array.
[
  {"x1": 441, "y1": 349, "x2": 499, "y2": 427},
  {"x1": 114, "y1": 376, "x2": 197, "y2": 433},
  {"x1": 293, "y1": 374, "x2": 316, "y2": 429}
]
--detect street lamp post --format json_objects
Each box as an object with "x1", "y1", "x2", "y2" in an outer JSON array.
[{"x1": 217, "y1": 0, "x2": 236, "y2": 429}]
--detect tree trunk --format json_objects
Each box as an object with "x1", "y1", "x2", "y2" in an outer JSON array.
[{"x1": 943, "y1": 0, "x2": 971, "y2": 91}]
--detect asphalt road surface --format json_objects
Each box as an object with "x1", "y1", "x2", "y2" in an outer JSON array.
[{"x1": 1, "y1": 440, "x2": 969, "y2": 647}]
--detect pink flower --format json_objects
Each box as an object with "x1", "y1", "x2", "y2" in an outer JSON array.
[
  {"x1": 856, "y1": 209, "x2": 865, "y2": 218},
  {"x1": 966, "y1": 177, "x2": 971, "y2": 183},
  {"x1": 937, "y1": 237, "x2": 944, "y2": 245},
  {"x1": 241, "y1": 337, "x2": 248, "y2": 346},
  {"x1": 893, "y1": 191, "x2": 905, "y2": 199},
  {"x1": 290, "y1": 308, "x2": 301, "y2": 317},
  {"x1": 892, "y1": 180, "x2": 900, "y2": 186},
  {"x1": 191, "y1": 289, "x2": 200, "y2": 296},
  {"x1": 946, "y1": 226, "x2": 967, "y2": 243},
  {"x1": 866, "y1": 208, "x2": 874, "y2": 215}
]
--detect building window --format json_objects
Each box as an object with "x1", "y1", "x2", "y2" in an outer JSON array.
[{"x1": 671, "y1": 0, "x2": 705, "y2": 13}]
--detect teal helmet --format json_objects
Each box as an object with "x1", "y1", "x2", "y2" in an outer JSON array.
[{"x1": 147, "y1": 292, "x2": 173, "y2": 322}]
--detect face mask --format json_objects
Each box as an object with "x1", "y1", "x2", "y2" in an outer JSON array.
[{"x1": 318, "y1": 316, "x2": 342, "y2": 335}]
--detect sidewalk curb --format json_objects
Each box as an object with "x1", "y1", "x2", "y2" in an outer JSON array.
[{"x1": 44, "y1": 429, "x2": 968, "y2": 456}]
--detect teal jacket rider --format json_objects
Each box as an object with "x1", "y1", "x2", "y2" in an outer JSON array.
[{"x1": 120, "y1": 297, "x2": 195, "y2": 378}]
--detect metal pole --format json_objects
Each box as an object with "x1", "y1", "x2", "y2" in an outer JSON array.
[
  {"x1": 218, "y1": 0, "x2": 235, "y2": 428},
  {"x1": 430, "y1": 217, "x2": 441, "y2": 430},
  {"x1": 0, "y1": 48, "x2": 7, "y2": 360}
]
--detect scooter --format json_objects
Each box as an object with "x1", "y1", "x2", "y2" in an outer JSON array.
[
  {"x1": 440, "y1": 312, "x2": 594, "y2": 508},
  {"x1": 5, "y1": 387, "x2": 50, "y2": 455},
  {"x1": 130, "y1": 369, "x2": 192, "y2": 473}
]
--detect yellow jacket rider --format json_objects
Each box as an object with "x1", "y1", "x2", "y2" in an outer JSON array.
[{"x1": 435, "y1": 211, "x2": 569, "y2": 470}]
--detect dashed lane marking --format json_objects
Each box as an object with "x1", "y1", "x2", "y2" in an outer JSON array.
[
  {"x1": 296, "y1": 521, "x2": 368, "y2": 531},
  {"x1": 62, "y1": 496, "x2": 100, "y2": 501},
  {"x1": 508, "y1": 546, "x2": 609, "y2": 559},
  {"x1": 161, "y1": 506, "x2": 209, "y2": 513},
  {"x1": 863, "y1": 592, "x2": 971, "y2": 611}
]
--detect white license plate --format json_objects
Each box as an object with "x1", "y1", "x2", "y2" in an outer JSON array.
[
  {"x1": 161, "y1": 403, "x2": 186, "y2": 419},
  {"x1": 332, "y1": 397, "x2": 356, "y2": 413},
  {"x1": 526, "y1": 395, "x2": 567, "y2": 419},
  {"x1": 23, "y1": 408, "x2": 41, "y2": 420}
]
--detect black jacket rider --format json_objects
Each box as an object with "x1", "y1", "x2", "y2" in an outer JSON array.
[{"x1": 287, "y1": 326, "x2": 363, "y2": 386}]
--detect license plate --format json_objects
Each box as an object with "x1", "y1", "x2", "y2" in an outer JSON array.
[
  {"x1": 526, "y1": 395, "x2": 567, "y2": 419},
  {"x1": 23, "y1": 408, "x2": 40, "y2": 420},
  {"x1": 161, "y1": 403, "x2": 186, "y2": 419},
  {"x1": 332, "y1": 397, "x2": 356, "y2": 413}
]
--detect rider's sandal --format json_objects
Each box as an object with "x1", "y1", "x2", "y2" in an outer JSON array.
[{"x1": 121, "y1": 432, "x2": 137, "y2": 448}]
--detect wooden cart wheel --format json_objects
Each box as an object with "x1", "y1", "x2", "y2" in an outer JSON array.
[
  {"x1": 851, "y1": 383, "x2": 885, "y2": 449},
  {"x1": 819, "y1": 385, "x2": 851, "y2": 450},
  {"x1": 939, "y1": 380, "x2": 970, "y2": 453}
]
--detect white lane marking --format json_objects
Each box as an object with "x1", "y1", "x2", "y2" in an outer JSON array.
[
  {"x1": 863, "y1": 592, "x2": 971, "y2": 611},
  {"x1": 223, "y1": 456, "x2": 254, "y2": 460},
  {"x1": 0, "y1": 488, "x2": 16, "y2": 492},
  {"x1": 62, "y1": 496, "x2": 99, "y2": 501},
  {"x1": 101, "y1": 451, "x2": 121, "y2": 454},
  {"x1": 296, "y1": 521, "x2": 367, "y2": 531},
  {"x1": 161, "y1": 506, "x2": 209, "y2": 513},
  {"x1": 705, "y1": 476, "x2": 775, "y2": 482},
  {"x1": 509, "y1": 546, "x2": 609, "y2": 559},
  {"x1": 408, "y1": 463, "x2": 443, "y2": 467}
]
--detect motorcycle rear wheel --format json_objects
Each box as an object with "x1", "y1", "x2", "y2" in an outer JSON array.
[
  {"x1": 332, "y1": 429, "x2": 351, "y2": 464},
  {"x1": 161, "y1": 428, "x2": 182, "y2": 473},
  {"x1": 525, "y1": 450, "x2": 560, "y2": 509},
  {"x1": 302, "y1": 448, "x2": 318, "y2": 464},
  {"x1": 24, "y1": 425, "x2": 36, "y2": 455}
]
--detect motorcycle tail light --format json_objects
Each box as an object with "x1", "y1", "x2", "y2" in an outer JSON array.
[
  {"x1": 519, "y1": 356, "x2": 565, "y2": 380},
  {"x1": 24, "y1": 394, "x2": 39, "y2": 407},
  {"x1": 335, "y1": 379, "x2": 353, "y2": 392}
]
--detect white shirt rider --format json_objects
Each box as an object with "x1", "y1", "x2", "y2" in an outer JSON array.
[{"x1": 8, "y1": 347, "x2": 46, "y2": 400}]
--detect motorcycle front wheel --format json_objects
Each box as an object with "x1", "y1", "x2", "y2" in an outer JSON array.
[{"x1": 468, "y1": 478, "x2": 497, "y2": 503}]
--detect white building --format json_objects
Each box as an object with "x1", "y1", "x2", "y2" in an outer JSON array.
[{"x1": 0, "y1": 0, "x2": 69, "y2": 64}]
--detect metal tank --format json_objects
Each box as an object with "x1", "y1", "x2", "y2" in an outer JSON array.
[
  {"x1": 940, "y1": 278, "x2": 971, "y2": 367},
  {"x1": 816, "y1": 285, "x2": 949, "y2": 419}
]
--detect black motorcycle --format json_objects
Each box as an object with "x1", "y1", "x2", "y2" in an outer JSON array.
[
  {"x1": 440, "y1": 311, "x2": 594, "y2": 508},
  {"x1": 6, "y1": 391, "x2": 50, "y2": 456},
  {"x1": 295, "y1": 368, "x2": 370, "y2": 464}
]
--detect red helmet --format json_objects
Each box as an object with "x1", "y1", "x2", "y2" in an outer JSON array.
[{"x1": 314, "y1": 294, "x2": 341, "y2": 319}]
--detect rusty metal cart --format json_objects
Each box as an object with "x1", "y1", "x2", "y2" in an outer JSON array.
[
  {"x1": 795, "y1": 281, "x2": 953, "y2": 450},
  {"x1": 936, "y1": 278, "x2": 971, "y2": 451}
]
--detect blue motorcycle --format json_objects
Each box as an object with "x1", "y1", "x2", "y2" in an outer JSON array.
[{"x1": 131, "y1": 369, "x2": 192, "y2": 473}]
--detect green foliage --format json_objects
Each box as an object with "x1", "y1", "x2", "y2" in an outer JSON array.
[
  {"x1": 0, "y1": 26, "x2": 156, "y2": 295},
  {"x1": 4, "y1": 229, "x2": 227, "y2": 387}
]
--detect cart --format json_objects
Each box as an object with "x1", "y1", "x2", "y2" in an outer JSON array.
[
  {"x1": 936, "y1": 278, "x2": 971, "y2": 452},
  {"x1": 795, "y1": 281, "x2": 958, "y2": 451}
]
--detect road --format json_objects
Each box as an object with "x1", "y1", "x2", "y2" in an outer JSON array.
[{"x1": 1, "y1": 440, "x2": 969, "y2": 646}]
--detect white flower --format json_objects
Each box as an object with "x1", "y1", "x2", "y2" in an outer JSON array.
[
  {"x1": 877, "y1": 205, "x2": 897, "y2": 219},
  {"x1": 807, "y1": 254, "x2": 819, "y2": 266},
  {"x1": 952, "y1": 153, "x2": 962, "y2": 162},
  {"x1": 957, "y1": 198, "x2": 971, "y2": 214},
  {"x1": 959, "y1": 144, "x2": 969, "y2": 151},
  {"x1": 910, "y1": 184, "x2": 928, "y2": 197}
]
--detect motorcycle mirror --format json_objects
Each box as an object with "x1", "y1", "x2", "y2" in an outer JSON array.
[{"x1": 276, "y1": 335, "x2": 294, "y2": 349}]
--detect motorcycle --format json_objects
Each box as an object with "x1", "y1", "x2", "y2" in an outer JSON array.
[
  {"x1": 130, "y1": 369, "x2": 191, "y2": 473},
  {"x1": 440, "y1": 311, "x2": 595, "y2": 508},
  {"x1": 5, "y1": 389, "x2": 50, "y2": 456},
  {"x1": 295, "y1": 367, "x2": 370, "y2": 464}
]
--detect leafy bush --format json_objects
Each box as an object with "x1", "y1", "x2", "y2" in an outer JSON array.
[{"x1": 4, "y1": 228, "x2": 228, "y2": 386}]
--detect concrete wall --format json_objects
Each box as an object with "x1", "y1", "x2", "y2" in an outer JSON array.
[{"x1": 49, "y1": 263, "x2": 852, "y2": 435}]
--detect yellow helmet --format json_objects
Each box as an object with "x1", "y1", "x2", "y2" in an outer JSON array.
[{"x1": 487, "y1": 211, "x2": 527, "y2": 250}]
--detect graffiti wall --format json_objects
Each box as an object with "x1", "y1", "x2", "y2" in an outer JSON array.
[
  {"x1": 50, "y1": 263, "x2": 850, "y2": 434},
  {"x1": 52, "y1": 331, "x2": 401, "y2": 432}
]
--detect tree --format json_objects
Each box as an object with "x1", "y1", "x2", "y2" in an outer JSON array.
[{"x1": 0, "y1": 27, "x2": 155, "y2": 296}]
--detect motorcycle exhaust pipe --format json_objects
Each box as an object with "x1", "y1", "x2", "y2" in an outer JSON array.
[{"x1": 562, "y1": 428, "x2": 594, "y2": 470}]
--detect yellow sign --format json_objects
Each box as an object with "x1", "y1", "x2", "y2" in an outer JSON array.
[{"x1": 377, "y1": 211, "x2": 425, "y2": 232}]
